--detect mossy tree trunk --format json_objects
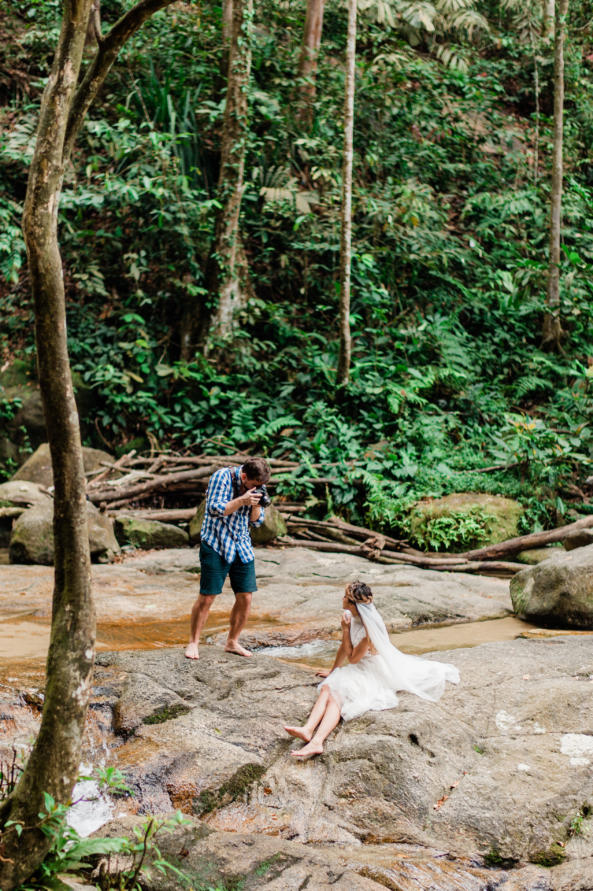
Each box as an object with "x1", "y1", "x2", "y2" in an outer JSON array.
[
  {"x1": 207, "y1": 0, "x2": 254, "y2": 341},
  {"x1": 336, "y1": 0, "x2": 357, "y2": 387},
  {"x1": 0, "y1": 2, "x2": 177, "y2": 887},
  {"x1": 542, "y1": 0, "x2": 569, "y2": 350}
]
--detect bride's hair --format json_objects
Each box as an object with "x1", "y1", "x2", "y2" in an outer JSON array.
[{"x1": 346, "y1": 581, "x2": 373, "y2": 604}]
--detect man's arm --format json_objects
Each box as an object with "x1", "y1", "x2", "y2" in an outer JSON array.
[{"x1": 207, "y1": 469, "x2": 259, "y2": 517}]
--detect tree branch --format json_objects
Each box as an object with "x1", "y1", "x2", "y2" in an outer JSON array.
[{"x1": 64, "y1": 0, "x2": 179, "y2": 159}]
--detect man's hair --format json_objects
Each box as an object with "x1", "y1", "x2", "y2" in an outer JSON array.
[
  {"x1": 346, "y1": 581, "x2": 373, "y2": 604},
  {"x1": 242, "y1": 457, "x2": 271, "y2": 483}
]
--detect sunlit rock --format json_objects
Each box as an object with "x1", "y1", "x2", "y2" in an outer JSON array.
[{"x1": 510, "y1": 544, "x2": 593, "y2": 628}]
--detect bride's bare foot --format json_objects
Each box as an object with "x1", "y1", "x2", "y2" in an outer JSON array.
[
  {"x1": 290, "y1": 741, "x2": 324, "y2": 759},
  {"x1": 283, "y1": 725, "x2": 312, "y2": 743},
  {"x1": 184, "y1": 642, "x2": 199, "y2": 660},
  {"x1": 225, "y1": 641, "x2": 252, "y2": 657}
]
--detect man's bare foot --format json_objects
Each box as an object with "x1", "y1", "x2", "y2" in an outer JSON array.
[
  {"x1": 225, "y1": 641, "x2": 252, "y2": 657},
  {"x1": 290, "y1": 741, "x2": 324, "y2": 759},
  {"x1": 184, "y1": 642, "x2": 199, "y2": 660},
  {"x1": 283, "y1": 725, "x2": 312, "y2": 742}
]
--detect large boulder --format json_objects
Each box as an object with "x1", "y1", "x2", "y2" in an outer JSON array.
[
  {"x1": 250, "y1": 504, "x2": 287, "y2": 545},
  {"x1": 114, "y1": 516, "x2": 189, "y2": 550},
  {"x1": 510, "y1": 543, "x2": 593, "y2": 628},
  {"x1": 9, "y1": 500, "x2": 120, "y2": 565},
  {"x1": 0, "y1": 361, "x2": 46, "y2": 468},
  {"x1": 12, "y1": 443, "x2": 114, "y2": 488},
  {"x1": 409, "y1": 493, "x2": 523, "y2": 552},
  {"x1": 563, "y1": 529, "x2": 593, "y2": 551},
  {"x1": 0, "y1": 480, "x2": 53, "y2": 548},
  {"x1": 189, "y1": 500, "x2": 286, "y2": 546}
]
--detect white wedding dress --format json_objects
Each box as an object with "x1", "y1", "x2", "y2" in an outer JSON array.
[{"x1": 320, "y1": 603, "x2": 460, "y2": 721}]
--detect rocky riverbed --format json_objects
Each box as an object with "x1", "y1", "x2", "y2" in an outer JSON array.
[{"x1": 2, "y1": 546, "x2": 593, "y2": 889}]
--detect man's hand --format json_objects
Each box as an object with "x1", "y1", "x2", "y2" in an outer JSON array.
[{"x1": 241, "y1": 489, "x2": 262, "y2": 507}]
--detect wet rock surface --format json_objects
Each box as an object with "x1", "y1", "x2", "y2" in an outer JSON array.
[
  {"x1": 3, "y1": 546, "x2": 592, "y2": 888},
  {"x1": 86, "y1": 633, "x2": 593, "y2": 889},
  {"x1": 0, "y1": 546, "x2": 511, "y2": 643}
]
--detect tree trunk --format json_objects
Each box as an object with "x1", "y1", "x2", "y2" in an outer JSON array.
[
  {"x1": 0, "y1": 3, "x2": 94, "y2": 885},
  {"x1": 297, "y1": 0, "x2": 326, "y2": 128},
  {"x1": 208, "y1": 0, "x2": 254, "y2": 340},
  {"x1": 542, "y1": 0, "x2": 568, "y2": 349},
  {"x1": 0, "y1": 2, "x2": 177, "y2": 887},
  {"x1": 542, "y1": 0, "x2": 555, "y2": 39},
  {"x1": 336, "y1": 0, "x2": 357, "y2": 386}
]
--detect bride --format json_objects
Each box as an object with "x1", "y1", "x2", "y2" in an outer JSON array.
[{"x1": 284, "y1": 580, "x2": 460, "y2": 758}]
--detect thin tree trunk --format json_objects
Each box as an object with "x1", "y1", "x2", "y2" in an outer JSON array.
[
  {"x1": 297, "y1": 0, "x2": 326, "y2": 128},
  {"x1": 0, "y1": 3, "x2": 177, "y2": 887},
  {"x1": 0, "y1": 3, "x2": 94, "y2": 885},
  {"x1": 336, "y1": 0, "x2": 356, "y2": 386},
  {"x1": 542, "y1": 0, "x2": 568, "y2": 349},
  {"x1": 208, "y1": 0, "x2": 254, "y2": 340}
]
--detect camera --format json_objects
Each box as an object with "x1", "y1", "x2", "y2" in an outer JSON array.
[{"x1": 255, "y1": 484, "x2": 271, "y2": 507}]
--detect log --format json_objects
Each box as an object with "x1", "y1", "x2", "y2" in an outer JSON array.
[
  {"x1": 276, "y1": 537, "x2": 523, "y2": 574},
  {"x1": 88, "y1": 467, "x2": 214, "y2": 503},
  {"x1": 109, "y1": 508, "x2": 196, "y2": 522},
  {"x1": 460, "y1": 514, "x2": 593, "y2": 560}
]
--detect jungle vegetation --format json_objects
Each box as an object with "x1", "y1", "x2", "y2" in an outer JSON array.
[{"x1": 1, "y1": 0, "x2": 593, "y2": 540}]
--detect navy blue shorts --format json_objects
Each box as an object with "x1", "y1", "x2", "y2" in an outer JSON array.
[{"x1": 199, "y1": 541, "x2": 257, "y2": 596}]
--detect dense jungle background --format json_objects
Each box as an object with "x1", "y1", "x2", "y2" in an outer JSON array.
[{"x1": 1, "y1": 0, "x2": 593, "y2": 548}]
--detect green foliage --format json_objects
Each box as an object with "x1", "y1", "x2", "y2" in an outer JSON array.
[
  {"x1": 1, "y1": 0, "x2": 592, "y2": 535},
  {"x1": 410, "y1": 507, "x2": 494, "y2": 551},
  {"x1": 5, "y1": 764, "x2": 191, "y2": 891}
]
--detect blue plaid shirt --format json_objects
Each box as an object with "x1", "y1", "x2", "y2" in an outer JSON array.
[{"x1": 201, "y1": 465, "x2": 265, "y2": 564}]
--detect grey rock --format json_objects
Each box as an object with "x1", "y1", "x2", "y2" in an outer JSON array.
[
  {"x1": 516, "y1": 547, "x2": 564, "y2": 565},
  {"x1": 0, "y1": 480, "x2": 52, "y2": 507},
  {"x1": 96, "y1": 816, "x2": 507, "y2": 891},
  {"x1": 0, "y1": 480, "x2": 53, "y2": 548},
  {"x1": 9, "y1": 500, "x2": 120, "y2": 564},
  {"x1": 114, "y1": 516, "x2": 189, "y2": 550},
  {"x1": 563, "y1": 529, "x2": 593, "y2": 551},
  {"x1": 250, "y1": 505, "x2": 287, "y2": 545},
  {"x1": 91, "y1": 635, "x2": 593, "y2": 876},
  {"x1": 510, "y1": 544, "x2": 593, "y2": 628},
  {"x1": 12, "y1": 443, "x2": 114, "y2": 488}
]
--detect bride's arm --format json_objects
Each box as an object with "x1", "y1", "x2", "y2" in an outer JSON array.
[
  {"x1": 316, "y1": 616, "x2": 352, "y2": 676},
  {"x1": 348, "y1": 636, "x2": 370, "y2": 664}
]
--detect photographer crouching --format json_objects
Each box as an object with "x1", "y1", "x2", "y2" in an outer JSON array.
[{"x1": 184, "y1": 457, "x2": 271, "y2": 659}]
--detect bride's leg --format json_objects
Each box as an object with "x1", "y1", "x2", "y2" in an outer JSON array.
[
  {"x1": 290, "y1": 693, "x2": 341, "y2": 758},
  {"x1": 284, "y1": 687, "x2": 330, "y2": 742}
]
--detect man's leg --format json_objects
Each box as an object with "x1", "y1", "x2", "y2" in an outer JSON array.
[
  {"x1": 185, "y1": 594, "x2": 216, "y2": 659},
  {"x1": 225, "y1": 592, "x2": 252, "y2": 656}
]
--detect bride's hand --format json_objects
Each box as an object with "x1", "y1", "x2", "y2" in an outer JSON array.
[
  {"x1": 341, "y1": 609, "x2": 352, "y2": 630},
  {"x1": 315, "y1": 668, "x2": 330, "y2": 678}
]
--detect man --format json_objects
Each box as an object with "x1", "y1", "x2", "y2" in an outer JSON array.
[{"x1": 184, "y1": 456, "x2": 270, "y2": 660}]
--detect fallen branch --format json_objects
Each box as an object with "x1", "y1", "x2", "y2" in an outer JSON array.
[
  {"x1": 109, "y1": 508, "x2": 196, "y2": 523},
  {"x1": 276, "y1": 536, "x2": 524, "y2": 574},
  {"x1": 460, "y1": 514, "x2": 593, "y2": 560}
]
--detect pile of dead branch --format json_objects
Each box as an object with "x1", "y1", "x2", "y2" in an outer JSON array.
[
  {"x1": 86, "y1": 451, "x2": 593, "y2": 576},
  {"x1": 85, "y1": 450, "x2": 338, "y2": 512}
]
